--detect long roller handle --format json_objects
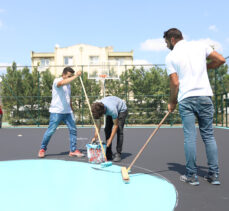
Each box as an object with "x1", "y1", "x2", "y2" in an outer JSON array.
[
  {"x1": 127, "y1": 112, "x2": 170, "y2": 172},
  {"x1": 79, "y1": 76, "x2": 107, "y2": 161}
]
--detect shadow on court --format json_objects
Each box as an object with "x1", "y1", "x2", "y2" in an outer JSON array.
[{"x1": 167, "y1": 162, "x2": 208, "y2": 177}]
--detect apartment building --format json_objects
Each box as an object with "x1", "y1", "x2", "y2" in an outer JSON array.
[{"x1": 31, "y1": 44, "x2": 133, "y2": 77}]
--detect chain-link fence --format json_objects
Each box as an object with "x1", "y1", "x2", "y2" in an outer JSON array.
[
  {"x1": 0, "y1": 62, "x2": 228, "y2": 127},
  {"x1": 214, "y1": 56, "x2": 229, "y2": 127}
]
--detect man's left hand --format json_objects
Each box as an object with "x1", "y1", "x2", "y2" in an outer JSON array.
[{"x1": 106, "y1": 138, "x2": 112, "y2": 147}]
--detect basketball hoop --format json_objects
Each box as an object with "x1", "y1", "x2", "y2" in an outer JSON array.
[
  {"x1": 99, "y1": 74, "x2": 108, "y2": 79},
  {"x1": 88, "y1": 60, "x2": 120, "y2": 80},
  {"x1": 87, "y1": 62, "x2": 119, "y2": 127}
]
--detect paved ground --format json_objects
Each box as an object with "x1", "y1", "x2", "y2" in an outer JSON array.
[{"x1": 0, "y1": 127, "x2": 228, "y2": 211}]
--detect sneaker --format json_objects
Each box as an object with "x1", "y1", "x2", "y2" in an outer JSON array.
[
  {"x1": 180, "y1": 174, "x2": 200, "y2": 186},
  {"x1": 204, "y1": 173, "x2": 220, "y2": 185},
  {"x1": 38, "y1": 149, "x2": 46, "y2": 158},
  {"x1": 113, "y1": 153, "x2": 121, "y2": 162},
  {"x1": 69, "y1": 150, "x2": 85, "y2": 157}
]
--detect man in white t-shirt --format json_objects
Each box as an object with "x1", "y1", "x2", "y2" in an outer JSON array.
[
  {"x1": 164, "y1": 28, "x2": 225, "y2": 186},
  {"x1": 38, "y1": 67, "x2": 84, "y2": 158}
]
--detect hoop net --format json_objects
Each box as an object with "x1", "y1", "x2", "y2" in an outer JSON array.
[{"x1": 99, "y1": 74, "x2": 108, "y2": 80}]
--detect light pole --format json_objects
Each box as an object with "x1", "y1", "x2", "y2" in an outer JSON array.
[{"x1": 37, "y1": 63, "x2": 41, "y2": 127}]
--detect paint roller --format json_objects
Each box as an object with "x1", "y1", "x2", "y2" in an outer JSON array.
[
  {"x1": 121, "y1": 112, "x2": 170, "y2": 183},
  {"x1": 79, "y1": 76, "x2": 112, "y2": 168}
]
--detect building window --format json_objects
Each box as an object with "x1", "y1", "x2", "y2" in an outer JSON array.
[
  {"x1": 40, "y1": 59, "x2": 50, "y2": 67},
  {"x1": 115, "y1": 58, "x2": 124, "y2": 65},
  {"x1": 64, "y1": 56, "x2": 73, "y2": 65},
  {"x1": 89, "y1": 56, "x2": 99, "y2": 64}
]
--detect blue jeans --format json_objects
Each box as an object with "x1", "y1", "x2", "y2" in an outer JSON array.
[
  {"x1": 40, "y1": 113, "x2": 77, "y2": 152},
  {"x1": 179, "y1": 96, "x2": 219, "y2": 176}
]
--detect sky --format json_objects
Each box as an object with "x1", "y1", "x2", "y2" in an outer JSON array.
[{"x1": 0, "y1": 0, "x2": 229, "y2": 70}]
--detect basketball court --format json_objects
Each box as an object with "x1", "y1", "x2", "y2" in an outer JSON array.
[{"x1": 0, "y1": 126, "x2": 228, "y2": 211}]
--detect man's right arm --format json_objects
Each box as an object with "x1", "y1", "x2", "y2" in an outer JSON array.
[
  {"x1": 57, "y1": 71, "x2": 81, "y2": 87},
  {"x1": 207, "y1": 51, "x2": 225, "y2": 70}
]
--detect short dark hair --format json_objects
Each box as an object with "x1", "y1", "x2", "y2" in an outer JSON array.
[
  {"x1": 62, "y1": 67, "x2": 75, "y2": 75},
  {"x1": 163, "y1": 28, "x2": 183, "y2": 40},
  {"x1": 91, "y1": 102, "x2": 105, "y2": 119}
]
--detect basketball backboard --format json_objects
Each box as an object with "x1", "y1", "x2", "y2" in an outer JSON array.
[{"x1": 88, "y1": 61, "x2": 120, "y2": 80}]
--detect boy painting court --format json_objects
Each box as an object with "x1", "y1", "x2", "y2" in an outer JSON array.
[
  {"x1": 38, "y1": 67, "x2": 85, "y2": 158},
  {"x1": 91, "y1": 96, "x2": 128, "y2": 162}
]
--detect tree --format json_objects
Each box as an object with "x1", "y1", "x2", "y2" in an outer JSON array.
[
  {"x1": 126, "y1": 66, "x2": 170, "y2": 124},
  {"x1": 1, "y1": 62, "x2": 25, "y2": 124},
  {"x1": 71, "y1": 72, "x2": 100, "y2": 125},
  {"x1": 105, "y1": 66, "x2": 172, "y2": 124},
  {"x1": 0, "y1": 64, "x2": 53, "y2": 125},
  {"x1": 38, "y1": 69, "x2": 55, "y2": 124},
  {"x1": 1, "y1": 62, "x2": 228, "y2": 126},
  {"x1": 208, "y1": 64, "x2": 229, "y2": 125}
]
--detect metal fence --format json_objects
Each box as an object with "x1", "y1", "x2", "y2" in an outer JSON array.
[
  {"x1": 215, "y1": 93, "x2": 229, "y2": 127},
  {"x1": 214, "y1": 56, "x2": 229, "y2": 127},
  {"x1": 0, "y1": 62, "x2": 228, "y2": 128},
  {"x1": 0, "y1": 95, "x2": 181, "y2": 127}
]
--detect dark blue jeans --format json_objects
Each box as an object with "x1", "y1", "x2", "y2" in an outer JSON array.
[
  {"x1": 40, "y1": 113, "x2": 77, "y2": 152},
  {"x1": 179, "y1": 96, "x2": 219, "y2": 176}
]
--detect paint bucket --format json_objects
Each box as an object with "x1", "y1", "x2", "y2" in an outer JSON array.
[{"x1": 86, "y1": 142, "x2": 107, "y2": 164}]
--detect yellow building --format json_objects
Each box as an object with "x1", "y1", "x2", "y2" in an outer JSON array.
[{"x1": 31, "y1": 44, "x2": 133, "y2": 77}]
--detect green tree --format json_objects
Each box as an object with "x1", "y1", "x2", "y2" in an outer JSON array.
[
  {"x1": 71, "y1": 72, "x2": 101, "y2": 125},
  {"x1": 38, "y1": 69, "x2": 55, "y2": 124},
  {"x1": 1, "y1": 62, "x2": 25, "y2": 124},
  {"x1": 208, "y1": 64, "x2": 228, "y2": 95},
  {"x1": 105, "y1": 71, "x2": 128, "y2": 98},
  {"x1": 1, "y1": 64, "x2": 53, "y2": 125},
  {"x1": 126, "y1": 66, "x2": 170, "y2": 124},
  {"x1": 208, "y1": 64, "x2": 229, "y2": 125}
]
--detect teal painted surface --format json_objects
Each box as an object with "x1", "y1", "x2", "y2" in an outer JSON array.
[{"x1": 0, "y1": 160, "x2": 177, "y2": 211}]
